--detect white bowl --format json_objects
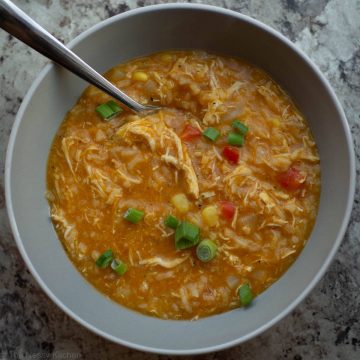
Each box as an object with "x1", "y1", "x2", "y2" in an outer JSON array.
[{"x1": 5, "y1": 3, "x2": 355, "y2": 355}]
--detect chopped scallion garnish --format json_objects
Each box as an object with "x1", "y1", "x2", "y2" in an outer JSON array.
[
  {"x1": 95, "y1": 249, "x2": 113, "y2": 268},
  {"x1": 164, "y1": 215, "x2": 180, "y2": 229},
  {"x1": 175, "y1": 221, "x2": 200, "y2": 250},
  {"x1": 96, "y1": 100, "x2": 123, "y2": 120},
  {"x1": 124, "y1": 208, "x2": 144, "y2": 224},
  {"x1": 111, "y1": 259, "x2": 128, "y2": 275},
  {"x1": 238, "y1": 283, "x2": 253, "y2": 306},
  {"x1": 96, "y1": 103, "x2": 113, "y2": 119},
  {"x1": 107, "y1": 100, "x2": 122, "y2": 113},
  {"x1": 203, "y1": 127, "x2": 220, "y2": 142},
  {"x1": 232, "y1": 120, "x2": 249, "y2": 135},
  {"x1": 196, "y1": 239, "x2": 217, "y2": 262},
  {"x1": 227, "y1": 132, "x2": 244, "y2": 147}
]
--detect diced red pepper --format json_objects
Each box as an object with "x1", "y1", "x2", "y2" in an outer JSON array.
[
  {"x1": 222, "y1": 146, "x2": 239, "y2": 164},
  {"x1": 181, "y1": 124, "x2": 202, "y2": 141},
  {"x1": 277, "y1": 166, "x2": 306, "y2": 190},
  {"x1": 219, "y1": 201, "x2": 236, "y2": 221}
]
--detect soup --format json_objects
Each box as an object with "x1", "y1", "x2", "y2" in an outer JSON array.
[{"x1": 46, "y1": 51, "x2": 320, "y2": 320}]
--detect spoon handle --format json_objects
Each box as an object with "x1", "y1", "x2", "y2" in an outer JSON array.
[{"x1": 0, "y1": 0, "x2": 152, "y2": 113}]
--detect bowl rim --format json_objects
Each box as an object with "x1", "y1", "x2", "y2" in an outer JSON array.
[{"x1": 5, "y1": 2, "x2": 356, "y2": 355}]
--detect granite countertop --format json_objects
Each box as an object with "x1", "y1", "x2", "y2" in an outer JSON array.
[{"x1": 0, "y1": 0, "x2": 359, "y2": 359}]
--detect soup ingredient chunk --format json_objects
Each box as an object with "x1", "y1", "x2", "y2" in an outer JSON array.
[
  {"x1": 238, "y1": 283, "x2": 253, "y2": 307},
  {"x1": 196, "y1": 240, "x2": 218, "y2": 262},
  {"x1": 111, "y1": 259, "x2": 128, "y2": 276},
  {"x1": 123, "y1": 207, "x2": 144, "y2": 224},
  {"x1": 175, "y1": 221, "x2": 200, "y2": 250}
]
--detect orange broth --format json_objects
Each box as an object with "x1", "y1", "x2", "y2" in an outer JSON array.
[{"x1": 46, "y1": 51, "x2": 320, "y2": 319}]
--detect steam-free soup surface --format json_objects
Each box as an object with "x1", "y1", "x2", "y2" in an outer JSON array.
[{"x1": 47, "y1": 51, "x2": 320, "y2": 320}]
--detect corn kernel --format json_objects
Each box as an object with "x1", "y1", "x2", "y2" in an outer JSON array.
[
  {"x1": 270, "y1": 118, "x2": 281, "y2": 127},
  {"x1": 202, "y1": 205, "x2": 219, "y2": 227},
  {"x1": 160, "y1": 53, "x2": 172, "y2": 62},
  {"x1": 171, "y1": 193, "x2": 190, "y2": 214},
  {"x1": 242, "y1": 226, "x2": 251, "y2": 235},
  {"x1": 132, "y1": 71, "x2": 148, "y2": 82}
]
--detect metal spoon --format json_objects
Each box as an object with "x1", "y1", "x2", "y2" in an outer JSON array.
[{"x1": 0, "y1": 0, "x2": 160, "y2": 114}]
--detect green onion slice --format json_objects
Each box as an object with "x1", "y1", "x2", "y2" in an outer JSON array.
[
  {"x1": 164, "y1": 215, "x2": 180, "y2": 229},
  {"x1": 238, "y1": 283, "x2": 253, "y2": 306},
  {"x1": 95, "y1": 249, "x2": 113, "y2": 268},
  {"x1": 107, "y1": 100, "x2": 122, "y2": 113},
  {"x1": 227, "y1": 132, "x2": 244, "y2": 147},
  {"x1": 232, "y1": 120, "x2": 249, "y2": 135},
  {"x1": 111, "y1": 259, "x2": 128, "y2": 275},
  {"x1": 175, "y1": 221, "x2": 200, "y2": 250},
  {"x1": 203, "y1": 127, "x2": 220, "y2": 142},
  {"x1": 124, "y1": 208, "x2": 144, "y2": 224},
  {"x1": 196, "y1": 239, "x2": 217, "y2": 262},
  {"x1": 96, "y1": 100, "x2": 123, "y2": 120}
]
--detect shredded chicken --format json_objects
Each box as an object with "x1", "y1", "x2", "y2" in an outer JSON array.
[
  {"x1": 224, "y1": 228, "x2": 261, "y2": 252},
  {"x1": 139, "y1": 255, "x2": 189, "y2": 269},
  {"x1": 115, "y1": 164, "x2": 142, "y2": 185},
  {"x1": 84, "y1": 162, "x2": 123, "y2": 205},
  {"x1": 117, "y1": 115, "x2": 199, "y2": 198},
  {"x1": 50, "y1": 207, "x2": 77, "y2": 246}
]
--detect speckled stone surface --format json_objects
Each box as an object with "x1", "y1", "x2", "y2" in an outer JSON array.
[{"x1": 0, "y1": 0, "x2": 359, "y2": 359}]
